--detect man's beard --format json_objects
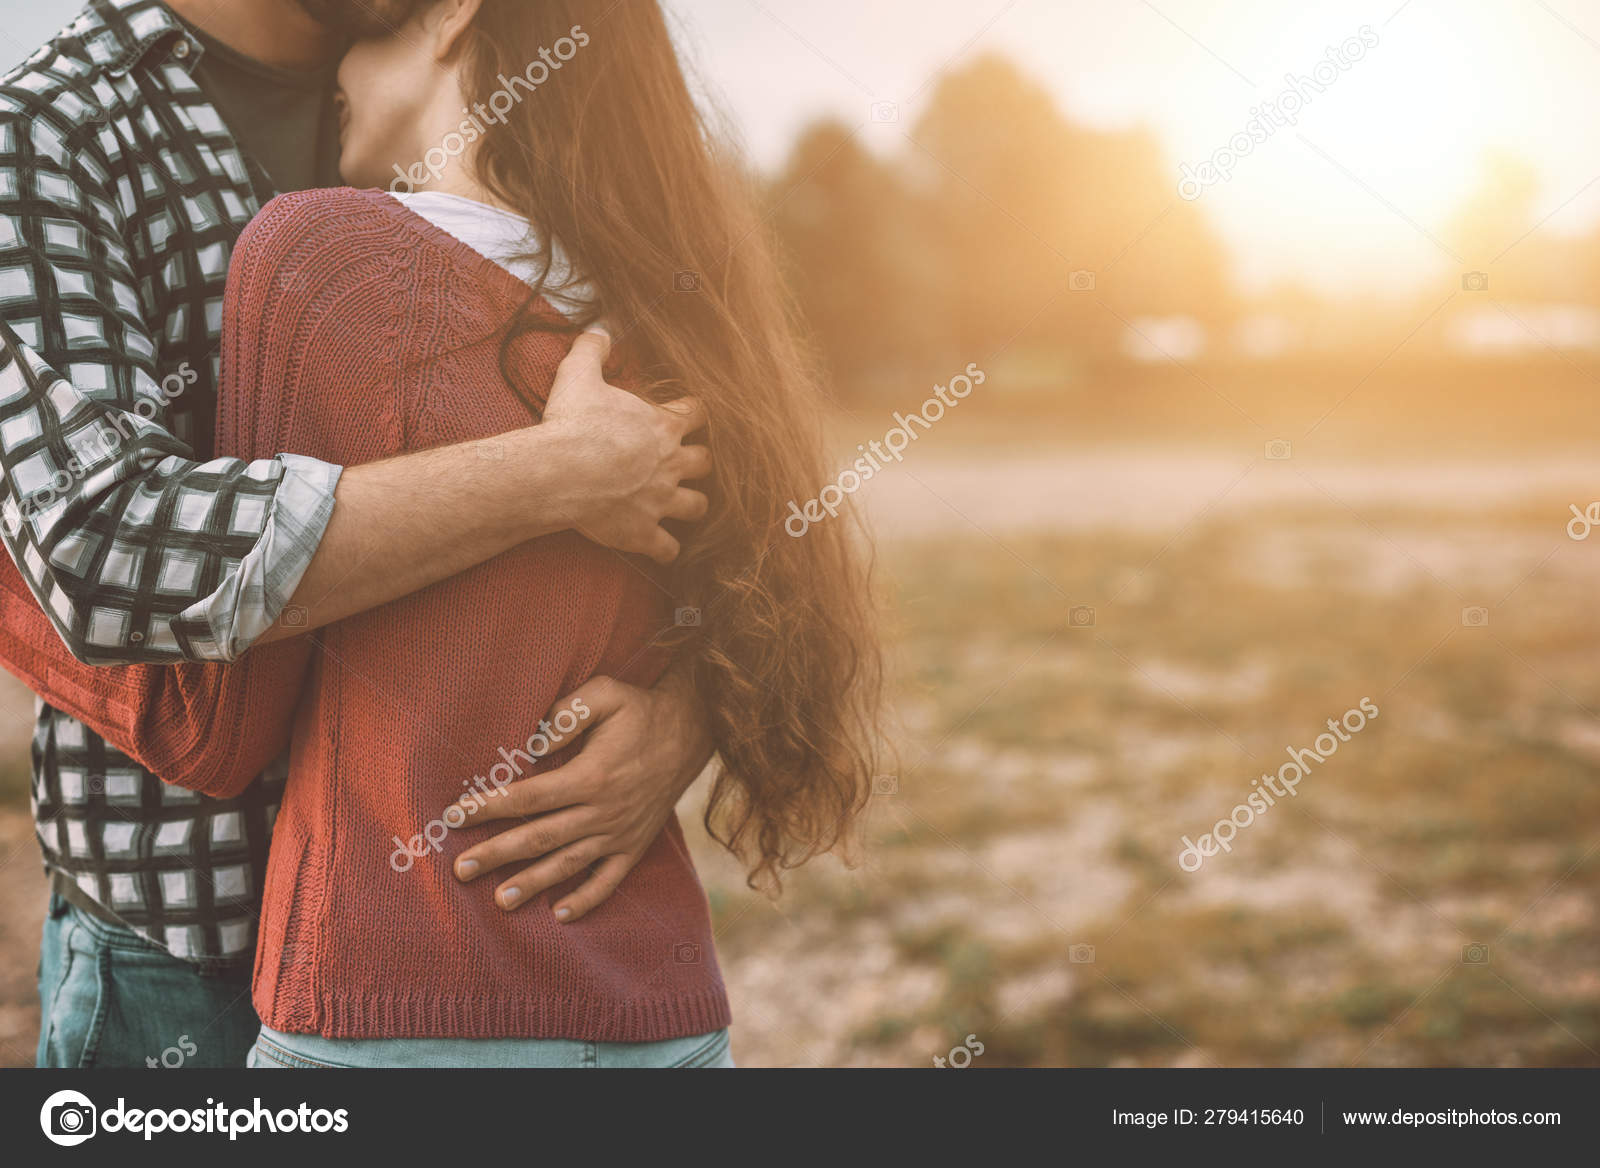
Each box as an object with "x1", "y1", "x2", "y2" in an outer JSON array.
[{"x1": 291, "y1": 0, "x2": 426, "y2": 37}]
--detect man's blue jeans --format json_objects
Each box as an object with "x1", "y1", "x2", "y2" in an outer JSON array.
[{"x1": 35, "y1": 893, "x2": 261, "y2": 1068}]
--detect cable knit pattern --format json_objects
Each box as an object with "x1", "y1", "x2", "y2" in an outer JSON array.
[{"x1": 0, "y1": 187, "x2": 729, "y2": 1042}]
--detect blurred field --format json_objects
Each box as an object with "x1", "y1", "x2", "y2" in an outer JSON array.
[
  {"x1": 0, "y1": 669, "x2": 39, "y2": 1068},
  {"x1": 684, "y1": 418, "x2": 1600, "y2": 1067},
  {"x1": 4, "y1": 410, "x2": 1600, "y2": 1067}
]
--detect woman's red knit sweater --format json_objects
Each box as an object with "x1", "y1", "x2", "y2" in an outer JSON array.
[{"x1": 0, "y1": 188, "x2": 729, "y2": 1041}]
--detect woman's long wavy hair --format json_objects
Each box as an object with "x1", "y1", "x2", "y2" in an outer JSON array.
[{"x1": 446, "y1": 0, "x2": 884, "y2": 892}]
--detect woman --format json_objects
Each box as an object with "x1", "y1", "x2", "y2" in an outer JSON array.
[{"x1": 5, "y1": 0, "x2": 881, "y2": 1067}]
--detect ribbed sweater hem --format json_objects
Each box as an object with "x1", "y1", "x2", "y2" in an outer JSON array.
[{"x1": 260, "y1": 987, "x2": 733, "y2": 1043}]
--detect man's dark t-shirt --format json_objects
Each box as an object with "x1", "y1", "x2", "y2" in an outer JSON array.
[{"x1": 183, "y1": 20, "x2": 343, "y2": 195}]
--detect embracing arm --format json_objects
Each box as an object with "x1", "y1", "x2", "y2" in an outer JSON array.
[
  {"x1": 0, "y1": 240, "x2": 323, "y2": 796},
  {"x1": 0, "y1": 118, "x2": 318, "y2": 789},
  {"x1": 0, "y1": 548, "x2": 311, "y2": 798},
  {"x1": 255, "y1": 330, "x2": 710, "y2": 644}
]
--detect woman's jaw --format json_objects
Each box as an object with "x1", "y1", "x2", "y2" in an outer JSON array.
[{"x1": 333, "y1": 0, "x2": 496, "y2": 204}]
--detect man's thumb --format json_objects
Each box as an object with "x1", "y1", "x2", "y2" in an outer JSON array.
[
  {"x1": 556, "y1": 326, "x2": 611, "y2": 381},
  {"x1": 578, "y1": 325, "x2": 612, "y2": 361}
]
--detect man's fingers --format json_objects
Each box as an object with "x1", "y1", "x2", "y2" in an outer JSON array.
[
  {"x1": 453, "y1": 676, "x2": 631, "y2": 825},
  {"x1": 552, "y1": 854, "x2": 635, "y2": 922},
  {"x1": 660, "y1": 395, "x2": 707, "y2": 436},
  {"x1": 494, "y1": 840, "x2": 606, "y2": 910},
  {"x1": 645, "y1": 527, "x2": 681, "y2": 565},
  {"x1": 556, "y1": 327, "x2": 612, "y2": 383},
  {"x1": 453, "y1": 806, "x2": 595, "y2": 881},
  {"x1": 665, "y1": 488, "x2": 709, "y2": 522},
  {"x1": 455, "y1": 766, "x2": 584, "y2": 823},
  {"x1": 674, "y1": 444, "x2": 712, "y2": 482},
  {"x1": 588, "y1": 523, "x2": 680, "y2": 562},
  {"x1": 554, "y1": 675, "x2": 632, "y2": 724}
]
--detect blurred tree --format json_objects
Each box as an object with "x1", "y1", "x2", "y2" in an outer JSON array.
[
  {"x1": 1445, "y1": 149, "x2": 1569, "y2": 304},
  {"x1": 910, "y1": 56, "x2": 1231, "y2": 356},
  {"x1": 767, "y1": 54, "x2": 1234, "y2": 398},
  {"x1": 767, "y1": 121, "x2": 940, "y2": 395},
  {"x1": 1448, "y1": 148, "x2": 1540, "y2": 265},
  {"x1": 908, "y1": 55, "x2": 1087, "y2": 359}
]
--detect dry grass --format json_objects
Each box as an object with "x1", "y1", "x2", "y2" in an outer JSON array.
[{"x1": 690, "y1": 480, "x2": 1600, "y2": 1066}]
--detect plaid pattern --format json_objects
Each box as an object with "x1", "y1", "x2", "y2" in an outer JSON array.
[
  {"x1": 0, "y1": 0, "x2": 341, "y2": 960},
  {"x1": 36, "y1": 700, "x2": 287, "y2": 962}
]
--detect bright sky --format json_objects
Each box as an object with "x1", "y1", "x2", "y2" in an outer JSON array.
[{"x1": 4, "y1": 0, "x2": 1600, "y2": 295}]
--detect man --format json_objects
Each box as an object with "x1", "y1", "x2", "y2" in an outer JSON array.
[{"x1": 1, "y1": 0, "x2": 716, "y2": 1067}]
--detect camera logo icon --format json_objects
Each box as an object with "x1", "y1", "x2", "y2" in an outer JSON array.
[
  {"x1": 1068, "y1": 944, "x2": 1096, "y2": 964},
  {"x1": 1461, "y1": 271, "x2": 1489, "y2": 292},
  {"x1": 1069, "y1": 270, "x2": 1096, "y2": 292},
  {"x1": 872, "y1": 774, "x2": 898, "y2": 796},
  {"x1": 673, "y1": 269, "x2": 701, "y2": 292},
  {"x1": 1069, "y1": 605, "x2": 1096, "y2": 628},
  {"x1": 673, "y1": 941, "x2": 702, "y2": 964},
  {"x1": 40, "y1": 1089, "x2": 96, "y2": 1146},
  {"x1": 1265, "y1": 439, "x2": 1292, "y2": 460},
  {"x1": 1461, "y1": 606, "x2": 1489, "y2": 628},
  {"x1": 674, "y1": 607, "x2": 702, "y2": 628},
  {"x1": 1462, "y1": 942, "x2": 1490, "y2": 965},
  {"x1": 869, "y1": 101, "x2": 899, "y2": 123}
]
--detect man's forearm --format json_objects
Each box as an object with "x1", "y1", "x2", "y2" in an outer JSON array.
[
  {"x1": 253, "y1": 327, "x2": 707, "y2": 645},
  {"x1": 258, "y1": 425, "x2": 587, "y2": 642}
]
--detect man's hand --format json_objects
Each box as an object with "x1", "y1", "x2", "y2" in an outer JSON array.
[
  {"x1": 258, "y1": 329, "x2": 712, "y2": 645},
  {"x1": 449, "y1": 669, "x2": 715, "y2": 920},
  {"x1": 541, "y1": 328, "x2": 711, "y2": 565}
]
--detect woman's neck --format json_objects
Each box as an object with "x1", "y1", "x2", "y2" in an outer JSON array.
[
  {"x1": 421, "y1": 163, "x2": 524, "y2": 220},
  {"x1": 166, "y1": 0, "x2": 342, "y2": 70}
]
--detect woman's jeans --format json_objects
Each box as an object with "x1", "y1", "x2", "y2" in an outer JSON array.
[
  {"x1": 36, "y1": 893, "x2": 261, "y2": 1068},
  {"x1": 247, "y1": 1024, "x2": 735, "y2": 1068}
]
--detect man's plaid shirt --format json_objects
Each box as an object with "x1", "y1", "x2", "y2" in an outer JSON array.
[{"x1": 0, "y1": 0, "x2": 342, "y2": 963}]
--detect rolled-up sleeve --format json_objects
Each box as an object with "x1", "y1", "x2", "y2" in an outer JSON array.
[{"x1": 178, "y1": 452, "x2": 341, "y2": 661}]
